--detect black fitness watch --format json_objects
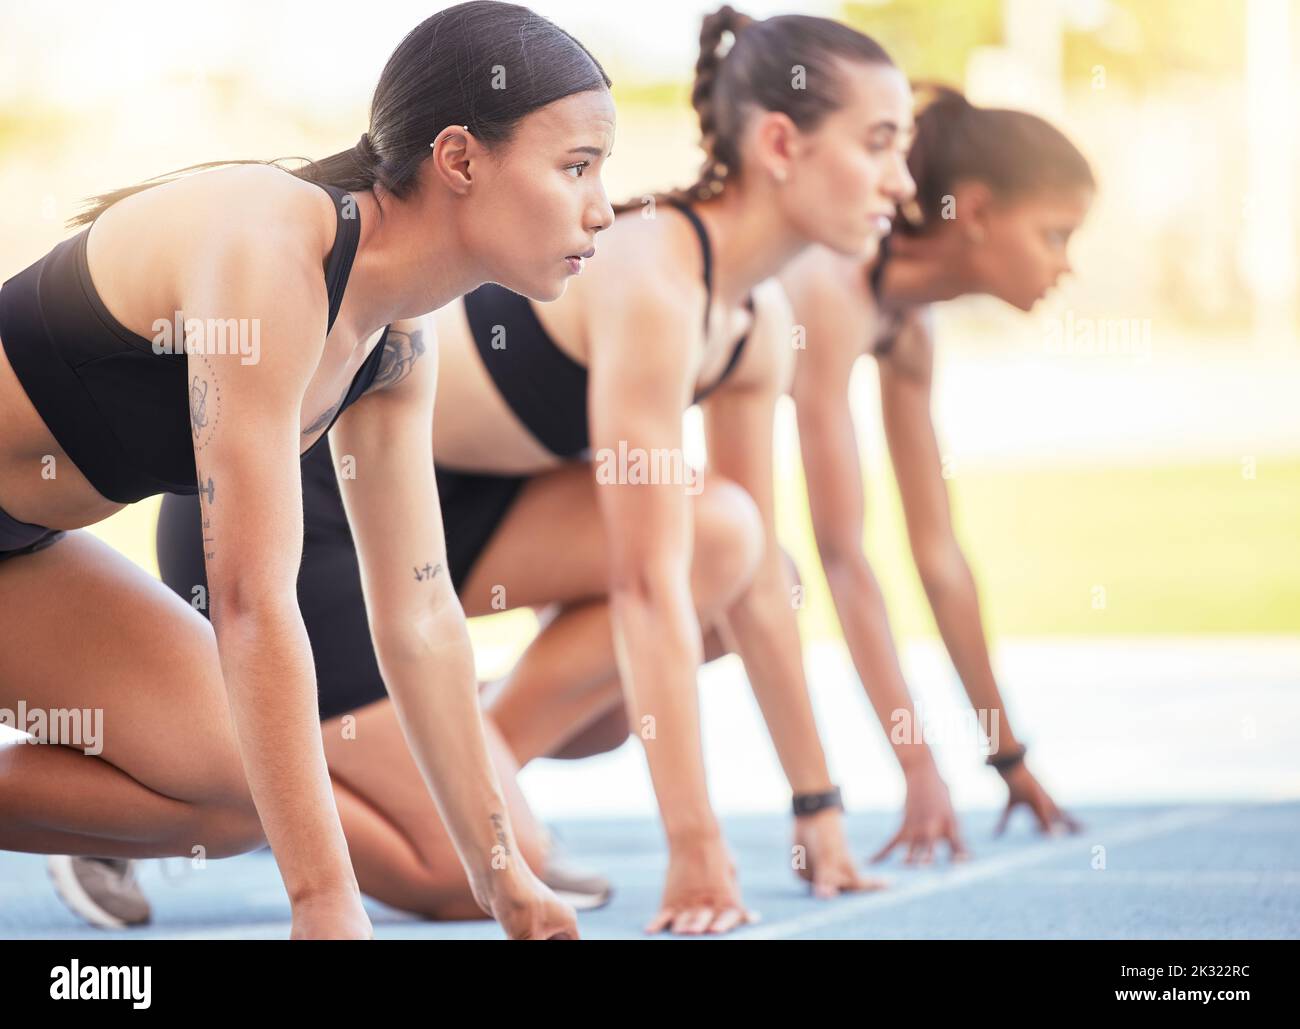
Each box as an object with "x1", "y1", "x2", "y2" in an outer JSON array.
[
  {"x1": 792, "y1": 786, "x2": 844, "y2": 817},
  {"x1": 986, "y1": 743, "x2": 1028, "y2": 772}
]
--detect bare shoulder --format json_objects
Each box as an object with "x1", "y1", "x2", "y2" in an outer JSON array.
[
  {"x1": 195, "y1": 165, "x2": 332, "y2": 249},
  {"x1": 580, "y1": 203, "x2": 708, "y2": 313},
  {"x1": 78, "y1": 164, "x2": 338, "y2": 355},
  {"x1": 169, "y1": 170, "x2": 349, "y2": 332},
  {"x1": 119, "y1": 165, "x2": 335, "y2": 278}
]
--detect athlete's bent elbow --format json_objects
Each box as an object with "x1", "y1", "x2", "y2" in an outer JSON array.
[
  {"x1": 372, "y1": 593, "x2": 469, "y2": 663},
  {"x1": 209, "y1": 588, "x2": 302, "y2": 638}
]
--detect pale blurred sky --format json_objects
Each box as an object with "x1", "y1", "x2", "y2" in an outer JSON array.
[
  {"x1": 1, "y1": 0, "x2": 1294, "y2": 342},
  {"x1": 0, "y1": 0, "x2": 847, "y2": 108}
]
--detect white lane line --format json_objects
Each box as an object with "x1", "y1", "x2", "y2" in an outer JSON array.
[
  {"x1": 729, "y1": 805, "x2": 1237, "y2": 941},
  {"x1": 1014, "y1": 870, "x2": 1300, "y2": 886}
]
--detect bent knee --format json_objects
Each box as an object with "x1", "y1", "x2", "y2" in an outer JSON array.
[
  {"x1": 691, "y1": 476, "x2": 764, "y2": 612},
  {"x1": 548, "y1": 706, "x2": 630, "y2": 760},
  {"x1": 172, "y1": 800, "x2": 265, "y2": 860}
]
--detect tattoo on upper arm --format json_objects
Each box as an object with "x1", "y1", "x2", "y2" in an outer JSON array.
[
  {"x1": 412, "y1": 561, "x2": 443, "y2": 582},
  {"x1": 189, "y1": 354, "x2": 221, "y2": 562},
  {"x1": 302, "y1": 396, "x2": 344, "y2": 438},
  {"x1": 299, "y1": 327, "x2": 425, "y2": 435},
  {"x1": 189, "y1": 354, "x2": 222, "y2": 452},
  {"x1": 371, "y1": 328, "x2": 426, "y2": 391}
]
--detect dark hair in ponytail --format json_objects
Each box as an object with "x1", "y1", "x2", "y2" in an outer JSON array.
[
  {"x1": 899, "y1": 83, "x2": 1094, "y2": 235},
  {"x1": 616, "y1": 5, "x2": 894, "y2": 212},
  {"x1": 68, "y1": 1, "x2": 610, "y2": 228}
]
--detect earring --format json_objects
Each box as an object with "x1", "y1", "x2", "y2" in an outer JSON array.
[
  {"x1": 967, "y1": 225, "x2": 986, "y2": 244},
  {"x1": 773, "y1": 167, "x2": 787, "y2": 184},
  {"x1": 431, "y1": 126, "x2": 471, "y2": 148}
]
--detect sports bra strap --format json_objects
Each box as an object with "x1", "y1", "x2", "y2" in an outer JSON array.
[
  {"x1": 663, "y1": 199, "x2": 755, "y2": 403},
  {"x1": 311, "y1": 182, "x2": 361, "y2": 335},
  {"x1": 665, "y1": 199, "x2": 714, "y2": 332}
]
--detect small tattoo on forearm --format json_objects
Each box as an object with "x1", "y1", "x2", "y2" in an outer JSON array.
[
  {"x1": 490, "y1": 813, "x2": 511, "y2": 856},
  {"x1": 412, "y1": 561, "x2": 443, "y2": 582},
  {"x1": 196, "y1": 464, "x2": 216, "y2": 561}
]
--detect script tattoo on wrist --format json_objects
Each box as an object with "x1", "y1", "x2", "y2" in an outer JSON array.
[
  {"x1": 412, "y1": 561, "x2": 443, "y2": 582},
  {"x1": 490, "y1": 813, "x2": 511, "y2": 857}
]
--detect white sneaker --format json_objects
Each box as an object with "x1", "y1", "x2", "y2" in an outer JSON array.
[
  {"x1": 538, "y1": 829, "x2": 613, "y2": 911},
  {"x1": 47, "y1": 855, "x2": 152, "y2": 929}
]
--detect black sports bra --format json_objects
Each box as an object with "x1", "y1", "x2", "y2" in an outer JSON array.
[
  {"x1": 462, "y1": 199, "x2": 753, "y2": 460},
  {"x1": 0, "y1": 180, "x2": 387, "y2": 505}
]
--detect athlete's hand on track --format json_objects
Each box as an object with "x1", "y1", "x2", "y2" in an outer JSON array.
[
  {"x1": 996, "y1": 761, "x2": 1083, "y2": 837},
  {"x1": 794, "y1": 808, "x2": 890, "y2": 897},
  {"x1": 646, "y1": 833, "x2": 757, "y2": 935},
  {"x1": 871, "y1": 760, "x2": 971, "y2": 865},
  {"x1": 484, "y1": 870, "x2": 580, "y2": 939}
]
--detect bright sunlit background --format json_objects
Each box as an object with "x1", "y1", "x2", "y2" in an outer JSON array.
[{"x1": 2, "y1": 0, "x2": 1296, "y2": 817}]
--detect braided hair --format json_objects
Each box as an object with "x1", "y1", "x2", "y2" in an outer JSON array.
[{"x1": 616, "y1": 6, "x2": 894, "y2": 214}]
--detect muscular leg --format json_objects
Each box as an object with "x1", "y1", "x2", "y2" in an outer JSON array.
[
  {"x1": 461, "y1": 464, "x2": 764, "y2": 766},
  {"x1": 545, "y1": 621, "x2": 733, "y2": 760},
  {"x1": 0, "y1": 531, "x2": 262, "y2": 859},
  {"x1": 537, "y1": 548, "x2": 802, "y2": 762},
  {"x1": 321, "y1": 698, "x2": 546, "y2": 920}
]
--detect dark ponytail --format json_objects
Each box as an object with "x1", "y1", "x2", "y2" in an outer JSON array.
[
  {"x1": 68, "y1": 1, "x2": 611, "y2": 228},
  {"x1": 900, "y1": 83, "x2": 1095, "y2": 235},
  {"x1": 616, "y1": 5, "x2": 894, "y2": 213}
]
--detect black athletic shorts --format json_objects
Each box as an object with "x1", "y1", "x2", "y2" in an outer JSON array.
[{"x1": 155, "y1": 442, "x2": 525, "y2": 720}]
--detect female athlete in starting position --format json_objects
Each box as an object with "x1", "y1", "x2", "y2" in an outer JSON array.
[{"x1": 5, "y1": 1, "x2": 614, "y2": 939}]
